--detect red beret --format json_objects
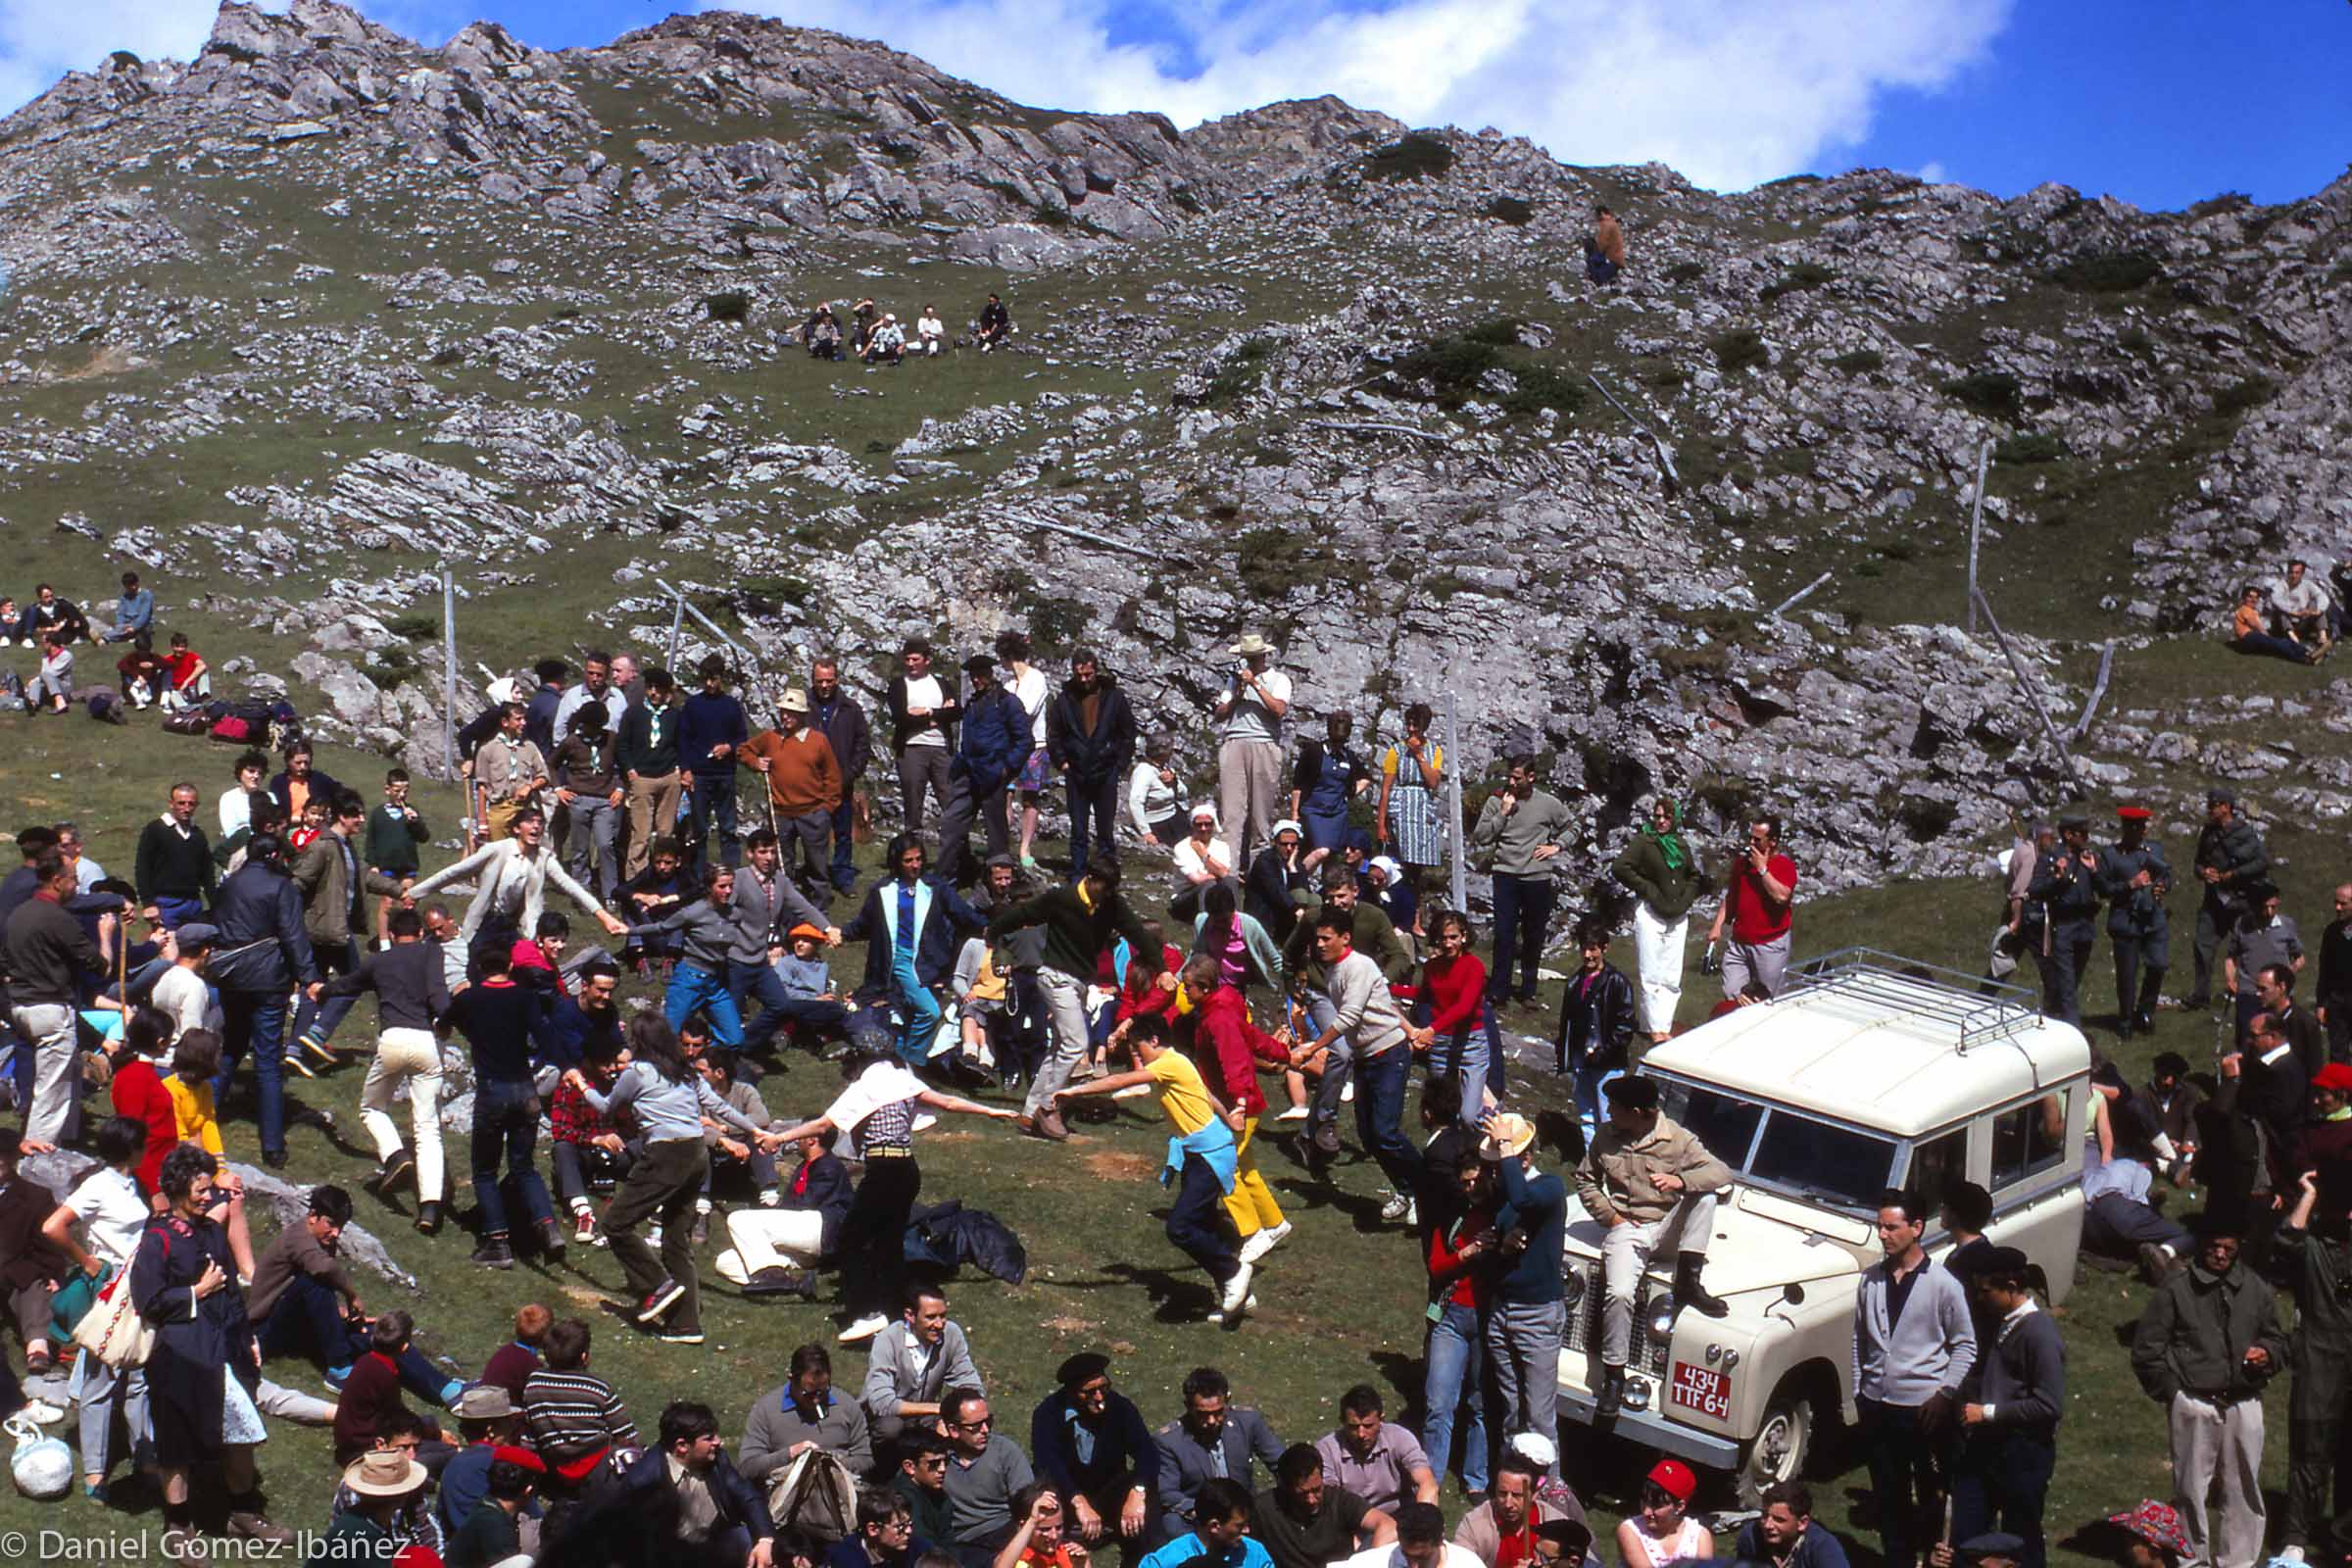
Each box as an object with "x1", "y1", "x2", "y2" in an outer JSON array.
[
  {"x1": 2314, "y1": 1063, "x2": 2352, "y2": 1093},
  {"x1": 2117, "y1": 806, "x2": 2152, "y2": 821},
  {"x1": 490, "y1": 1445, "x2": 548, "y2": 1473}
]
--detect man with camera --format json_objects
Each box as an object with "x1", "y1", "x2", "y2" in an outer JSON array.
[
  {"x1": 1703, "y1": 815, "x2": 1796, "y2": 1003},
  {"x1": 2025, "y1": 813, "x2": 2098, "y2": 1028},
  {"x1": 1212, "y1": 635, "x2": 1291, "y2": 863}
]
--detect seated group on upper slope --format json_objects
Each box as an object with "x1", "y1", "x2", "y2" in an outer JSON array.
[{"x1": 802, "y1": 294, "x2": 1014, "y2": 365}]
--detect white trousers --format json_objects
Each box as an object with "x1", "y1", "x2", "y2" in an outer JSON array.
[
  {"x1": 360, "y1": 1027, "x2": 446, "y2": 1202},
  {"x1": 716, "y1": 1208, "x2": 827, "y2": 1283},
  {"x1": 2171, "y1": 1392, "x2": 2266, "y2": 1568},
  {"x1": 1632, "y1": 903, "x2": 1688, "y2": 1034}
]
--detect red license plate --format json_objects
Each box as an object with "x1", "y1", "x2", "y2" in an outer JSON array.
[{"x1": 1669, "y1": 1362, "x2": 1732, "y2": 1418}]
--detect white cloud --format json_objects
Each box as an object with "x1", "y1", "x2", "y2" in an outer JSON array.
[
  {"x1": 0, "y1": 0, "x2": 252, "y2": 119},
  {"x1": 713, "y1": 0, "x2": 2011, "y2": 192},
  {"x1": 1918, "y1": 160, "x2": 1950, "y2": 183}
]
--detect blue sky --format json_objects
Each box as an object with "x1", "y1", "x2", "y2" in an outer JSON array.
[{"x1": 5, "y1": 0, "x2": 2347, "y2": 206}]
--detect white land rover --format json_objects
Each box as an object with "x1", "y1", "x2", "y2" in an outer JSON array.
[{"x1": 1553, "y1": 952, "x2": 2090, "y2": 1501}]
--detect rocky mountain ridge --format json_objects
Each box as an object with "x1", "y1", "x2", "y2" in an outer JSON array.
[{"x1": 2, "y1": 1, "x2": 2348, "y2": 908}]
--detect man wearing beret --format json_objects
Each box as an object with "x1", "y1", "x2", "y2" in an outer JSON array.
[
  {"x1": 2190, "y1": 790, "x2": 2270, "y2": 1010},
  {"x1": 2096, "y1": 807, "x2": 2173, "y2": 1040},
  {"x1": 1031, "y1": 1352, "x2": 1160, "y2": 1562},
  {"x1": 2026, "y1": 813, "x2": 2099, "y2": 1027},
  {"x1": 1952, "y1": 1247, "x2": 2065, "y2": 1568}
]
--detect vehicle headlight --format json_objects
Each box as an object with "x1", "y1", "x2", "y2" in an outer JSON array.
[
  {"x1": 1704, "y1": 1344, "x2": 1722, "y2": 1364},
  {"x1": 1563, "y1": 1271, "x2": 1586, "y2": 1310},
  {"x1": 1645, "y1": 1297, "x2": 1677, "y2": 1344},
  {"x1": 1721, "y1": 1349, "x2": 1740, "y2": 1370}
]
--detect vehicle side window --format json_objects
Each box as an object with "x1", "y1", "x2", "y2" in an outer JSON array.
[
  {"x1": 1990, "y1": 1093, "x2": 2067, "y2": 1191},
  {"x1": 1905, "y1": 1128, "x2": 1969, "y2": 1220}
]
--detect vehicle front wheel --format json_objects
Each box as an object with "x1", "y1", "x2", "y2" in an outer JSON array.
[{"x1": 1735, "y1": 1391, "x2": 1813, "y2": 1506}]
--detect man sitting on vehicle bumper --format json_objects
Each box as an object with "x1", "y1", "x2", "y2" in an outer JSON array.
[{"x1": 1573, "y1": 1075, "x2": 1732, "y2": 1417}]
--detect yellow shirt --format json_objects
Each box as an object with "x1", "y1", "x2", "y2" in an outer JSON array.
[
  {"x1": 166, "y1": 1074, "x2": 224, "y2": 1156},
  {"x1": 1383, "y1": 742, "x2": 1444, "y2": 780},
  {"x1": 1146, "y1": 1049, "x2": 1217, "y2": 1138}
]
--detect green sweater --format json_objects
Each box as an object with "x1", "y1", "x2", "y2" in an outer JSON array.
[
  {"x1": 985, "y1": 883, "x2": 1158, "y2": 983},
  {"x1": 1612, "y1": 830, "x2": 1704, "y2": 920},
  {"x1": 1471, "y1": 788, "x2": 1574, "y2": 879},
  {"x1": 1282, "y1": 901, "x2": 1411, "y2": 997},
  {"x1": 363, "y1": 802, "x2": 430, "y2": 874}
]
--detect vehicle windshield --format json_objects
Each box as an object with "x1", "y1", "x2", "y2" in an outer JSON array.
[{"x1": 1655, "y1": 1079, "x2": 1897, "y2": 1213}]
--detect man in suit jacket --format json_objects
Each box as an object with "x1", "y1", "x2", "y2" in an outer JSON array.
[
  {"x1": 841, "y1": 833, "x2": 984, "y2": 1067},
  {"x1": 290, "y1": 793, "x2": 408, "y2": 1060},
  {"x1": 1153, "y1": 1366, "x2": 1284, "y2": 1542},
  {"x1": 863, "y1": 1285, "x2": 986, "y2": 1443},
  {"x1": 619, "y1": 1399, "x2": 778, "y2": 1567}
]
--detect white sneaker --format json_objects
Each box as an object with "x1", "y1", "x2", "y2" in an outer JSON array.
[
  {"x1": 838, "y1": 1313, "x2": 890, "y2": 1344},
  {"x1": 1341, "y1": 1082, "x2": 1355, "y2": 1103},
  {"x1": 1274, "y1": 1104, "x2": 1309, "y2": 1121},
  {"x1": 1206, "y1": 1295, "x2": 1258, "y2": 1326},
  {"x1": 1219, "y1": 1261, "x2": 1255, "y2": 1315},
  {"x1": 1239, "y1": 1220, "x2": 1292, "y2": 1264},
  {"x1": 18, "y1": 1398, "x2": 63, "y2": 1425},
  {"x1": 1379, "y1": 1191, "x2": 1413, "y2": 1222}
]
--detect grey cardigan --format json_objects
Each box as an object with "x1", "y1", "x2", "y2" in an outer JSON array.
[
  {"x1": 1851, "y1": 1255, "x2": 1978, "y2": 1406},
  {"x1": 1471, "y1": 789, "x2": 1573, "y2": 879},
  {"x1": 860, "y1": 1319, "x2": 984, "y2": 1422}
]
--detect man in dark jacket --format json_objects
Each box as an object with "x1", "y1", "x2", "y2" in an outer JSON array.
[
  {"x1": 4, "y1": 852, "x2": 101, "y2": 1146},
  {"x1": 134, "y1": 782, "x2": 216, "y2": 929},
  {"x1": 1046, "y1": 653, "x2": 1137, "y2": 872},
  {"x1": 210, "y1": 833, "x2": 322, "y2": 1167},
  {"x1": 841, "y1": 835, "x2": 985, "y2": 1068},
  {"x1": 2131, "y1": 1222, "x2": 2285, "y2": 1568},
  {"x1": 0, "y1": 1128, "x2": 71, "y2": 1374},
  {"x1": 1030, "y1": 1352, "x2": 1161, "y2": 1560},
  {"x1": 617, "y1": 1399, "x2": 777, "y2": 1565},
  {"x1": 2189, "y1": 789, "x2": 2270, "y2": 1008},
  {"x1": 1554, "y1": 924, "x2": 1636, "y2": 1139},
  {"x1": 2025, "y1": 813, "x2": 2099, "y2": 1028},
  {"x1": 812, "y1": 657, "x2": 872, "y2": 897},
  {"x1": 987, "y1": 856, "x2": 1159, "y2": 1142},
  {"x1": 677, "y1": 655, "x2": 750, "y2": 875},
  {"x1": 937, "y1": 655, "x2": 1027, "y2": 889},
  {"x1": 616, "y1": 667, "x2": 686, "y2": 885},
  {"x1": 1952, "y1": 1249, "x2": 2065, "y2": 1568},
  {"x1": 2278, "y1": 1165, "x2": 2352, "y2": 1568},
  {"x1": 1153, "y1": 1366, "x2": 1284, "y2": 1542}
]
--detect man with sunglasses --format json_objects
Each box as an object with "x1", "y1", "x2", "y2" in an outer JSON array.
[{"x1": 944, "y1": 1389, "x2": 1035, "y2": 1566}]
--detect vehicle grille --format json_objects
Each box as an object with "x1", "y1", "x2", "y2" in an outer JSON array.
[{"x1": 1564, "y1": 1260, "x2": 1670, "y2": 1378}]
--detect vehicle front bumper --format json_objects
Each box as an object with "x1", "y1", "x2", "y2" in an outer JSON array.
[{"x1": 1558, "y1": 1386, "x2": 1741, "y2": 1469}]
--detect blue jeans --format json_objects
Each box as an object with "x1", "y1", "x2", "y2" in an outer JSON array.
[
  {"x1": 1166, "y1": 1152, "x2": 1238, "y2": 1282},
  {"x1": 257, "y1": 1273, "x2": 450, "y2": 1401},
  {"x1": 1066, "y1": 773, "x2": 1120, "y2": 869},
  {"x1": 216, "y1": 989, "x2": 289, "y2": 1155},
  {"x1": 829, "y1": 799, "x2": 858, "y2": 893},
  {"x1": 1353, "y1": 1046, "x2": 1422, "y2": 1195},
  {"x1": 663, "y1": 962, "x2": 744, "y2": 1051},
  {"x1": 1573, "y1": 1063, "x2": 1624, "y2": 1144},
  {"x1": 685, "y1": 772, "x2": 738, "y2": 872},
  {"x1": 1488, "y1": 874, "x2": 1556, "y2": 1003},
  {"x1": 727, "y1": 957, "x2": 797, "y2": 1051},
  {"x1": 291, "y1": 938, "x2": 363, "y2": 1047},
  {"x1": 1952, "y1": 1431, "x2": 2053, "y2": 1568},
  {"x1": 471, "y1": 1079, "x2": 554, "y2": 1239},
  {"x1": 153, "y1": 896, "x2": 206, "y2": 931},
  {"x1": 890, "y1": 947, "x2": 943, "y2": 1067},
  {"x1": 1418, "y1": 999, "x2": 1501, "y2": 1123},
  {"x1": 1424, "y1": 1302, "x2": 1491, "y2": 1493}
]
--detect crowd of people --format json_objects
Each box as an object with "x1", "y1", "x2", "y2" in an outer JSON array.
[
  {"x1": 800, "y1": 296, "x2": 1014, "y2": 365},
  {"x1": 0, "y1": 592, "x2": 2336, "y2": 1568}
]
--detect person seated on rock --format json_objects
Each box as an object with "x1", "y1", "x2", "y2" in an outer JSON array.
[
  {"x1": 550, "y1": 1037, "x2": 637, "y2": 1249},
  {"x1": 249, "y1": 1184, "x2": 463, "y2": 1415},
  {"x1": 853, "y1": 299, "x2": 879, "y2": 353},
  {"x1": 0, "y1": 1129, "x2": 72, "y2": 1380},
  {"x1": 161, "y1": 631, "x2": 210, "y2": 710},
  {"x1": 2230, "y1": 584, "x2": 2316, "y2": 663},
  {"x1": 977, "y1": 294, "x2": 1011, "y2": 352},
  {"x1": 24, "y1": 584, "x2": 87, "y2": 646},
  {"x1": 116, "y1": 632, "x2": 171, "y2": 710},
  {"x1": 2273, "y1": 558, "x2": 2332, "y2": 655},
  {"x1": 808, "y1": 305, "x2": 844, "y2": 362},
  {"x1": 866, "y1": 315, "x2": 907, "y2": 366},
  {"x1": 773, "y1": 920, "x2": 856, "y2": 1047},
  {"x1": 918, "y1": 306, "x2": 948, "y2": 358},
  {"x1": 618, "y1": 835, "x2": 691, "y2": 978},
  {"x1": 740, "y1": 1341, "x2": 876, "y2": 1484},
  {"x1": 698, "y1": 1048, "x2": 781, "y2": 1217}
]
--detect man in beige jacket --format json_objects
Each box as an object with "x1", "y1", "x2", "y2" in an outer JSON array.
[{"x1": 1573, "y1": 1075, "x2": 1733, "y2": 1416}]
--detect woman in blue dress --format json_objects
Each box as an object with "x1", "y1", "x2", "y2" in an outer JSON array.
[{"x1": 1290, "y1": 711, "x2": 1368, "y2": 856}]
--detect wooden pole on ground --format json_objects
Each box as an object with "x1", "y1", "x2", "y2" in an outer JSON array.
[
  {"x1": 439, "y1": 560, "x2": 459, "y2": 783},
  {"x1": 1965, "y1": 440, "x2": 1990, "y2": 634},
  {"x1": 1971, "y1": 587, "x2": 2082, "y2": 794}
]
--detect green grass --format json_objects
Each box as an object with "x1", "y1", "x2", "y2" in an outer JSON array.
[{"x1": 0, "y1": 713, "x2": 2309, "y2": 1561}]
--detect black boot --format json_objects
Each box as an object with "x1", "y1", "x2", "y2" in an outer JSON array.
[
  {"x1": 1674, "y1": 1252, "x2": 1729, "y2": 1318},
  {"x1": 414, "y1": 1201, "x2": 443, "y2": 1237},
  {"x1": 2133, "y1": 1008, "x2": 2156, "y2": 1035},
  {"x1": 1595, "y1": 1364, "x2": 1626, "y2": 1418}
]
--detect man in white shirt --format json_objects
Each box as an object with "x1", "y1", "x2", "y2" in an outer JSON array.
[
  {"x1": 152, "y1": 922, "x2": 222, "y2": 1040},
  {"x1": 1212, "y1": 634, "x2": 1291, "y2": 862},
  {"x1": 405, "y1": 807, "x2": 625, "y2": 974},
  {"x1": 2274, "y1": 559, "x2": 2332, "y2": 653},
  {"x1": 917, "y1": 307, "x2": 946, "y2": 356},
  {"x1": 1339, "y1": 1502, "x2": 1483, "y2": 1568},
  {"x1": 550, "y1": 650, "x2": 629, "y2": 755}
]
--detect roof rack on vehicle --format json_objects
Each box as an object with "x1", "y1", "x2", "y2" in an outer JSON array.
[{"x1": 1782, "y1": 947, "x2": 2042, "y2": 1054}]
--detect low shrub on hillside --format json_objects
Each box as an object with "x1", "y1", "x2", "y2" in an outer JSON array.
[
  {"x1": 1712, "y1": 329, "x2": 1767, "y2": 373},
  {"x1": 2051, "y1": 251, "x2": 2161, "y2": 293},
  {"x1": 1944, "y1": 370, "x2": 2024, "y2": 418}
]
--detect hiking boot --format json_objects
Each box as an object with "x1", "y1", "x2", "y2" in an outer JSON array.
[
  {"x1": 226, "y1": 1507, "x2": 294, "y2": 1545},
  {"x1": 744, "y1": 1267, "x2": 816, "y2": 1299},
  {"x1": 1673, "y1": 1252, "x2": 1729, "y2": 1319},
  {"x1": 2138, "y1": 1242, "x2": 2180, "y2": 1285},
  {"x1": 372, "y1": 1148, "x2": 416, "y2": 1195},
  {"x1": 470, "y1": 1237, "x2": 514, "y2": 1271},
  {"x1": 534, "y1": 1215, "x2": 567, "y2": 1259},
  {"x1": 1595, "y1": 1365, "x2": 1626, "y2": 1418},
  {"x1": 414, "y1": 1201, "x2": 443, "y2": 1237}
]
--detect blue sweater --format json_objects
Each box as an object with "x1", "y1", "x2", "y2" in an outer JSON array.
[
  {"x1": 678, "y1": 691, "x2": 750, "y2": 778},
  {"x1": 1494, "y1": 1157, "x2": 1568, "y2": 1304},
  {"x1": 1030, "y1": 1388, "x2": 1161, "y2": 1498}
]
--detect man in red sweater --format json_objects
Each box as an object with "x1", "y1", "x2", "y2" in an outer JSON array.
[
  {"x1": 1704, "y1": 814, "x2": 1799, "y2": 1001},
  {"x1": 1179, "y1": 956, "x2": 1293, "y2": 1263}
]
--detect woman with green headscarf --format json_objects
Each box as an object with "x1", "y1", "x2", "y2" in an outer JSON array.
[{"x1": 1611, "y1": 798, "x2": 1706, "y2": 1040}]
